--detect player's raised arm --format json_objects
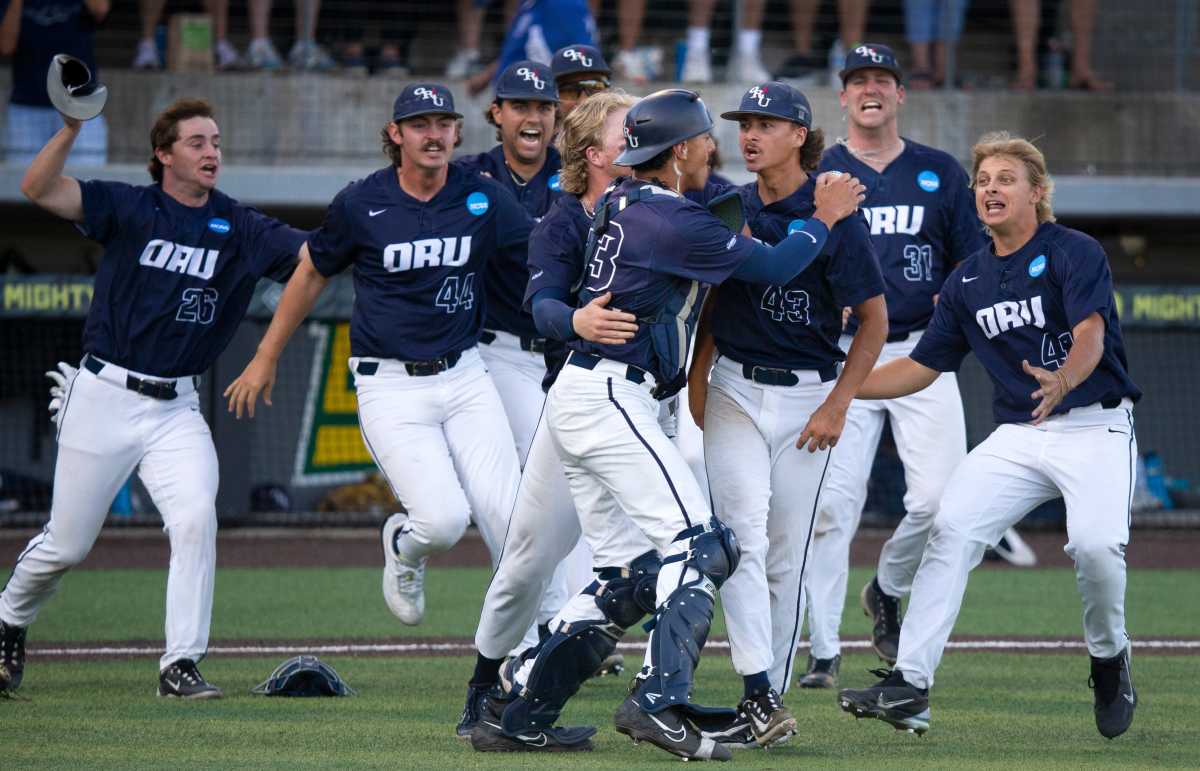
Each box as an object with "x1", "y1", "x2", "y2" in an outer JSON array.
[
  {"x1": 20, "y1": 119, "x2": 85, "y2": 222},
  {"x1": 224, "y1": 243, "x2": 328, "y2": 418}
]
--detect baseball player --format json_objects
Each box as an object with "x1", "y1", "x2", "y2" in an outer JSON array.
[
  {"x1": 0, "y1": 96, "x2": 306, "y2": 699},
  {"x1": 462, "y1": 91, "x2": 660, "y2": 752},
  {"x1": 454, "y1": 59, "x2": 592, "y2": 643},
  {"x1": 798, "y1": 43, "x2": 1024, "y2": 688},
  {"x1": 551, "y1": 44, "x2": 611, "y2": 118},
  {"x1": 838, "y1": 133, "x2": 1140, "y2": 740},
  {"x1": 686, "y1": 81, "x2": 886, "y2": 746},
  {"x1": 513, "y1": 89, "x2": 863, "y2": 762},
  {"x1": 224, "y1": 84, "x2": 528, "y2": 627}
]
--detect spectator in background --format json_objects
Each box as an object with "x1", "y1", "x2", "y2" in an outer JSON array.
[
  {"x1": 133, "y1": 0, "x2": 244, "y2": 70},
  {"x1": 904, "y1": 0, "x2": 969, "y2": 89},
  {"x1": 551, "y1": 42, "x2": 610, "y2": 118},
  {"x1": 1011, "y1": 0, "x2": 1110, "y2": 91},
  {"x1": 337, "y1": 3, "x2": 416, "y2": 77},
  {"x1": 775, "y1": 0, "x2": 871, "y2": 89},
  {"x1": 445, "y1": 0, "x2": 522, "y2": 79},
  {"x1": 2, "y1": 0, "x2": 109, "y2": 165},
  {"x1": 466, "y1": 0, "x2": 597, "y2": 95}
]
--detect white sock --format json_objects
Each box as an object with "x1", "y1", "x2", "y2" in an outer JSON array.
[
  {"x1": 687, "y1": 27, "x2": 709, "y2": 53},
  {"x1": 737, "y1": 29, "x2": 761, "y2": 55}
]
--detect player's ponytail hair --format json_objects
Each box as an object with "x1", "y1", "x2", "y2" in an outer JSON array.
[
  {"x1": 971, "y1": 131, "x2": 1056, "y2": 224},
  {"x1": 558, "y1": 90, "x2": 638, "y2": 196},
  {"x1": 798, "y1": 126, "x2": 824, "y2": 173}
]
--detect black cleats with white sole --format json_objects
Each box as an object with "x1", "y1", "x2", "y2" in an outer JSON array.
[
  {"x1": 470, "y1": 688, "x2": 595, "y2": 752},
  {"x1": 798, "y1": 654, "x2": 841, "y2": 689},
  {"x1": 1091, "y1": 645, "x2": 1137, "y2": 739},
  {"x1": 158, "y1": 658, "x2": 222, "y2": 699},
  {"x1": 861, "y1": 577, "x2": 902, "y2": 665},
  {"x1": 738, "y1": 689, "x2": 797, "y2": 747},
  {"x1": 838, "y1": 668, "x2": 930, "y2": 735},
  {"x1": 614, "y1": 694, "x2": 732, "y2": 761},
  {"x1": 456, "y1": 682, "x2": 493, "y2": 739},
  {"x1": 0, "y1": 619, "x2": 27, "y2": 695}
]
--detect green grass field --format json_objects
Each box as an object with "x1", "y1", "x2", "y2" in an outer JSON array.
[{"x1": 4, "y1": 564, "x2": 1199, "y2": 769}]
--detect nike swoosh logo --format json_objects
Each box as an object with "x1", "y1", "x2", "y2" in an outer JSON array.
[
  {"x1": 877, "y1": 695, "x2": 914, "y2": 709},
  {"x1": 530, "y1": 269, "x2": 544, "y2": 280},
  {"x1": 962, "y1": 276, "x2": 980, "y2": 283},
  {"x1": 796, "y1": 231, "x2": 817, "y2": 243},
  {"x1": 516, "y1": 732, "x2": 548, "y2": 747},
  {"x1": 749, "y1": 713, "x2": 770, "y2": 731},
  {"x1": 369, "y1": 209, "x2": 387, "y2": 217},
  {"x1": 1123, "y1": 692, "x2": 1135, "y2": 704},
  {"x1": 649, "y1": 714, "x2": 687, "y2": 743}
]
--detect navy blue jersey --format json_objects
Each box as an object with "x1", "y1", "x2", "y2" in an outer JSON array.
[
  {"x1": 567, "y1": 179, "x2": 758, "y2": 384},
  {"x1": 456, "y1": 145, "x2": 563, "y2": 338},
  {"x1": 77, "y1": 180, "x2": 304, "y2": 378},
  {"x1": 11, "y1": 1, "x2": 98, "y2": 107},
  {"x1": 821, "y1": 139, "x2": 985, "y2": 337},
  {"x1": 524, "y1": 193, "x2": 593, "y2": 389},
  {"x1": 711, "y1": 178, "x2": 884, "y2": 370},
  {"x1": 307, "y1": 164, "x2": 531, "y2": 360},
  {"x1": 911, "y1": 222, "x2": 1141, "y2": 424},
  {"x1": 683, "y1": 174, "x2": 735, "y2": 207}
]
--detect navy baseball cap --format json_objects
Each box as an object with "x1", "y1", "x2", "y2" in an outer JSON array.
[
  {"x1": 393, "y1": 83, "x2": 463, "y2": 121},
  {"x1": 720, "y1": 82, "x2": 812, "y2": 128},
  {"x1": 838, "y1": 42, "x2": 903, "y2": 85},
  {"x1": 495, "y1": 60, "x2": 559, "y2": 102},
  {"x1": 551, "y1": 44, "x2": 611, "y2": 79}
]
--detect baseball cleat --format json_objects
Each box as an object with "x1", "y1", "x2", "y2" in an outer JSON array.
[
  {"x1": 614, "y1": 694, "x2": 732, "y2": 761},
  {"x1": 838, "y1": 668, "x2": 929, "y2": 735},
  {"x1": 695, "y1": 712, "x2": 756, "y2": 750},
  {"x1": 456, "y1": 682, "x2": 492, "y2": 739},
  {"x1": 381, "y1": 513, "x2": 426, "y2": 625},
  {"x1": 157, "y1": 659, "x2": 222, "y2": 699},
  {"x1": 861, "y1": 576, "x2": 902, "y2": 665},
  {"x1": 0, "y1": 619, "x2": 27, "y2": 694},
  {"x1": 1090, "y1": 644, "x2": 1137, "y2": 739},
  {"x1": 798, "y1": 653, "x2": 841, "y2": 689},
  {"x1": 738, "y1": 688, "x2": 797, "y2": 747},
  {"x1": 471, "y1": 718, "x2": 596, "y2": 752},
  {"x1": 987, "y1": 528, "x2": 1038, "y2": 567}
]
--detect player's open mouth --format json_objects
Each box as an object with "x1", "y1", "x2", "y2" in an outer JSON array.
[
  {"x1": 422, "y1": 143, "x2": 445, "y2": 154},
  {"x1": 743, "y1": 146, "x2": 760, "y2": 162},
  {"x1": 860, "y1": 100, "x2": 883, "y2": 113},
  {"x1": 200, "y1": 163, "x2": 218, "y2": 176},
  {"x1": 518, "y1": 129, "x2": 543, "y2": 147},
  {"x1": 984, "y1": 199, "x2": 1006, "y2": 213}
]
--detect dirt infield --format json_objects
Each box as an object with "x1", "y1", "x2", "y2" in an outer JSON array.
[{"x1": 1, "y1": 528, "x2": 1196, "y2": 570}]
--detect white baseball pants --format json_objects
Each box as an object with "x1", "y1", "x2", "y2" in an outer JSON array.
[
  {"x1": 0, "y1": 358, "x2": 217, "y2": 671},
  {"x1": 352, "y1": 348, "x2": 519, "y2": 566},
  {"x1": 896, "y1": 400, "x2": 1136, "y2": 689},
  {"x1": 703, "y1": 356, "x2": 833, "y2": 692},
  {"x1": 804, "y1": 333, "x2": 966, "y2": 660}
]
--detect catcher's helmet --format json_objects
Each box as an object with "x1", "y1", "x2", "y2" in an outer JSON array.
[
  {"x1": 46, "y1": 54, "x2": 108, "y2": 122},
  {"x1": 251, "y1": 655, "x2": 356, "y2": 697},
  {"x1": 615, "y1": 88, "x2": 713, "y2": 167}
]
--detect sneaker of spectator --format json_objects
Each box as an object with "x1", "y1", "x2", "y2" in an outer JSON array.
[
  {"x1": 248, "y1": 37, "x2": 284, "y2": 70},
  {"x1": 729, "y1": 46, "x2": 770, "y2": 85},
  {"x1": 376, "y1": 44, "x2": 411, "y2": 78},
  {"x1": 445, "y1": 49, "x2": 481, "y2": 79},
  {"x1": 288, "y1": 39, "x2": 336, "y2": 71},
  {"x1": 132, "y1": 38, "x2": 163, "y2": 70},
  {"x1": 774, "y1": 52, "x2": 824, "y2": 84},
  {"x1": 681, "y1": 45, "x2": 711, "y2": 84},
  {"x1": 215, "y1": 38, "x2": 245, "y2": 71},
  {"x1": 613, "y1": 48, "x2": 650, "y2": 84}
]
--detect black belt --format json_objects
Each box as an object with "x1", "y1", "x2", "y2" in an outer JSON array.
[
  {"x1": 886, "y1": 331, "x2": 911, "y2": 343},
  {"x1": 480, "y1": 329, "x2": 549, "y2": 354},
  {"x1": 84, "y1": 354, "x2": 179, "y2": 400},
  {"x1": 741, "y1": 362, "x2": 838, "y2": 386},
  {"x1": 1101, "y1": 397, "x2": 1122, "y2": 409},
  {"x1": 567, "y1": 351, "x2": 648, "y2": 386},
  {"x1": 355, "y1": 352, "x2": 462, "y2": 378}
]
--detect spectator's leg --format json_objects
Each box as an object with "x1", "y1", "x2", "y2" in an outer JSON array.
[
  {"x1": 134, "y1": 0, "x2": 166, "y2": 69},
  {"x1": 250, "y1": 0, "x2": 272, "y2": 39},
  {"x1": 1067, "y1": 0, "x2": 1111, "y2": 90},
  {"x1": 905, "y1": 0, "x2": 936, "y2": 89},
  {"x1": 1010, "y1": 0, "x2": 1039, "y2": 90},
  {"x1": 776, "y1": 0, "x2": 823, "y2": 80},
  {"x1": 732, "y1": 0, "x2": 768, "y2": 82},
  {"x1": 683, "y1": 0, "x2": 715, "y2": 83},
  {"x1": 446, "y1": 0, "x2": 483, "y2": 78},
  {"x1": 839, "y1": 0, "x2": 870, "y2": 48},
  {"x1": 618, "y1": 0, "x2": 645, "y2": 50},
  {"x1": 207, "y1": 0, "x2": 245, "y2": 70},
  {"x1": 289, "y1": 0, "x2": 335, "y2": 70}
]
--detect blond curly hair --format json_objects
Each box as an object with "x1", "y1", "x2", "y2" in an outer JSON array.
[
  {"x1": 971, "y1": 131, "x2": 1055, "y2": 224},
  {"x1": 557, "y1": 91, "x2": 638, "y2": 196}
]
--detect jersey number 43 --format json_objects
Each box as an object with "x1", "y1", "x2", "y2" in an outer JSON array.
[{"x1": 760, "y1": 285, "x2": 810, "y2": 324}]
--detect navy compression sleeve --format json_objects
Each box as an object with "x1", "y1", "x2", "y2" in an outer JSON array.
[
  {"x1": 531, "y1": 287, "x2": 579, "y2": 341},
  {"x1": 732, "y1": 218, "x2": 830, "y2": 284}
]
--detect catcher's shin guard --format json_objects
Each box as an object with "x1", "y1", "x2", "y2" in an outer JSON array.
[{"x1": 635, "y1": 518, "x2": 740, "y2": 714}]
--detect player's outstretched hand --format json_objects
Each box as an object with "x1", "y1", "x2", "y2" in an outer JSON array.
[
  {"x1": 812, "y1": 172, "x2": 866, "y2": 228},
  {"x1": 224, "y1": 355, "x2": 279, "y2": 419},
  {"x1": 45, "y1": 361, "x2": 78, "y2": 426},
  {"x1": 1023, "y1": 359, "x2": 1072, "y2": 425},
  {"x1": 573, "y1": 291, "x2": 638, "y2": 345},
  {"x1": 796, "y1": 398, "x2": 848, "y2": 452}
]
